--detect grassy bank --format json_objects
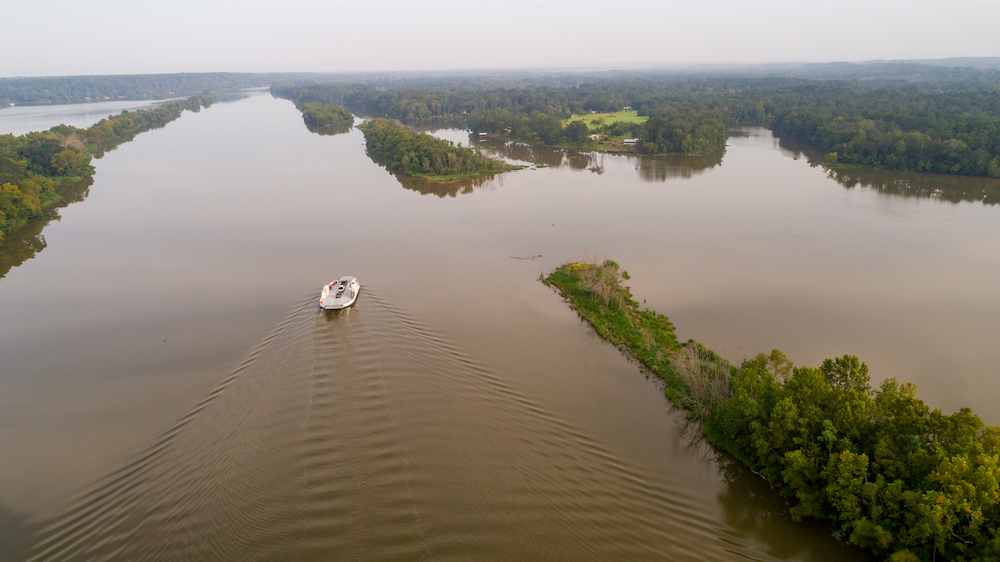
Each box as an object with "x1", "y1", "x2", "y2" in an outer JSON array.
[
  {"x1": 543, "y1": 260, "x2": 730, "y2": 408},
  {"x1": 565, "y1": 110, "x2": 647, "y2": 130},
  {"x1": 543, "y1": 260, "x2": 681, "y2": 380},
  {"x1": 544, "y1": 259, "x2": 1000, "y2": 562}
]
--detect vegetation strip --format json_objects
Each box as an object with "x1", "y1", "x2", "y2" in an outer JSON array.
[
  {"x1": 358, "y1": 118, "x2": 520, "y2": 181},
  {"x1": 545, "y1": 260, "x2": 1000, "y2": 562},
  {"x1": 0, "y1": 94, "x2": 215, "y2": 242}
]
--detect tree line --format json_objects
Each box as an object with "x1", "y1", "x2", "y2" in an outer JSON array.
[
  {"x1": 359, "y1": 118, "x2": 514, "y2": 179},
  {"x1": 274, "y1": 75, "x2": 1000, "y2": 177},
  {"x1": 765, "y1": 87, "x2": 1000, "y2": 176},
  {"x1": 712, "y1": 353, "x2": 1000, "y2": 561},
  {"x1": 545, "y1": 259, "x2": 1000, "y2": 562},
  {"x1": 0, "y1": 73, "x2": 276, "y2": 106},
  {"x1": 1, "y1": 94, "x2": 214, "y2": 242}
]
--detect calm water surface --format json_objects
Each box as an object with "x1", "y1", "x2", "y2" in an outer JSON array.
[
  {"x1": 3, "y1": 92, "x2": 999, "y2": 560},
  {"x1": 0, "y1": 100, "x2": 165, "y2": 136}
]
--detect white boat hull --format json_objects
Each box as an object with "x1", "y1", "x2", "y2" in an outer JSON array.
[{"x1": 320, "y1": 276, "x2": 360, "y2": 310}]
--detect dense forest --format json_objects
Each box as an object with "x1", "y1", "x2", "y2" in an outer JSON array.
[
  {"x1": 0, "y1": 94, "x2": 214, "y2": 242},
  {"x1": 765, "y1": 87, "x2": 1000, "y2": 176},
  {"x1": 273, "y1": 72, "x2": 1000, "y2": 176},
  {"x1": 713, "y1": 354, "x2": 1000, "y2": 562},
  {"x1": 545, "y1": 260, "x2": 1000, "y2": 562},
  {"x1": 359, "y1": 118, "x2": 516, "y2": 179}
]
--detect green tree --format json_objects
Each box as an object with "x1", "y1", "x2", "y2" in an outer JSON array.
[
  {"x1": 564, "y1": 120, "x2": 590, "y2": 143},
  {"x1": 51, "y1": 147, "x2": 91, "y2": 176}
]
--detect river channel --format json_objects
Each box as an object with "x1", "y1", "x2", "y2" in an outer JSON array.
[{"x1": 2, "y1": 90, "x2": 999, "y2": 560}]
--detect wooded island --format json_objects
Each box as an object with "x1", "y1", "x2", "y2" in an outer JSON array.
[{"x1": 359, "y1": 118, "x2": 519, "y2": 181}]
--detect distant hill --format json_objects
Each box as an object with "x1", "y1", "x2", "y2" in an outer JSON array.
[
  {"x1": 914, "y1": 57, "x2": 1000, "y2": 69},
  {"x1": 0, "y1": 72, "x2": 326, "y2": 106},
  {"x1": 773, "y1": 60, "x2": 1000, "y2": 83},
  {"x1": 4, "y1": 59, "x2": 999, "y2": 109},
  {"x1": 643, "y1": 58, "x2": 1000, "y2": 87}
]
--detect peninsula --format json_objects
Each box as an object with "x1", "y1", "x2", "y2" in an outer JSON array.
[{"x1": 545, "y1": 259, "x2": 1000, "y2": 562}]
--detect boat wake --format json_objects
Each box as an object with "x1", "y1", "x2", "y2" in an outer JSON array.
[{"x1": 24, "y1": 289, "x2": 785, "y2": 561}]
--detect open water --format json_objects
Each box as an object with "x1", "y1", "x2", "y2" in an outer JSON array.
[{"x1": 3, "y1": 90, "x2": 999, "y2": 560}]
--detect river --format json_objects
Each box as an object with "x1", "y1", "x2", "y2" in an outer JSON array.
[{"x1": 2, "y1": 90, "x2": 999, "y2": 560}]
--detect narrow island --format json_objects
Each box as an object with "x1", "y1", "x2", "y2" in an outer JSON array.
[
  {"x1": 0, "y1": 94, "x2": 214, "y2": 245},
  {"x1": 544, "y1": 259, "x2": 1000, "y2": 562},
  {"x1": 358, "y1": 118, "x2": 521, "y2": 182}
]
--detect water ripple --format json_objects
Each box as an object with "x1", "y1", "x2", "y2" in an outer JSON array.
[{"x1": 27, "y1": 292, "x2": 784, "y2": 561}]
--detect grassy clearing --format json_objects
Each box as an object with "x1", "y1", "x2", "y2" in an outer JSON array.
[{"x1": 564, "y1": 110, "x2": 647, "y2": 130}]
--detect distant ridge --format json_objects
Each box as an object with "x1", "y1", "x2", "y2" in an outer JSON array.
[{"x1": 4, "y1": 58, "x2": 999, "y2": 108}]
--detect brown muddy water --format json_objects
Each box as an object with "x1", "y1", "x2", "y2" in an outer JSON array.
[{"x1": 2, "y1": 91, "x2": 999, "y2": 560}]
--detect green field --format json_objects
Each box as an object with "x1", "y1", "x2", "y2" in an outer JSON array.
[{"x1": 565, "y1": 110, "x2": 647, "y2": 130}]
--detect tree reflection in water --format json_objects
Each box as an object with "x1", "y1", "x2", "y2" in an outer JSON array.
[
  {"x1": 774, "y1": 132, "x2": 1000, "y2": 205},
  {"x1": 403, "y1": 126, "x2": 1000, "y2": 204},
  {"x1": 632, "y1": 150, "x2": 725, "y2": 182},
  {"x1": 389, "y1": 127, "x2": 725, "y2": 196},
  {"x1": 0, "y1": 177, "x2": 92, "y2": 281},
  {"x1": 479, "y1": 138, "x2": 724, "y2": 181},
  {"x1": 305, "y1": 122, "x2": 352, "y2": 137},
  {"x1": 673, "y1": 415, "x2": 874, "y2": 562},
  {"x1": 393, "y1": 171, "x2": 504, "y2": 198},
  {"x1": 825, "y1": 167, "x2": 1000, "y2": 205},
  {"x1": 479, "y1": 139, "x2": 567, "y2": 169}
]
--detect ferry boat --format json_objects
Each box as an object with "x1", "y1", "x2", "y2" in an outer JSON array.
[{"x1": 320, "y1": 276, "x2": 360, "y2": 310}]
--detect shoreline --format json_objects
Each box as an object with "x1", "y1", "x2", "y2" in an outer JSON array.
[
  {"x1": 543, "y1": 259, "x2": 1000, "y2": 562},
  {"x1": 407, "y1": 165, "x2": 526, "y2": 183}
]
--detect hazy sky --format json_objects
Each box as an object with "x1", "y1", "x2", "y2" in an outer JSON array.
[{"x1": 3, "y1": 0, "x2": 998, "y2": 77}]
